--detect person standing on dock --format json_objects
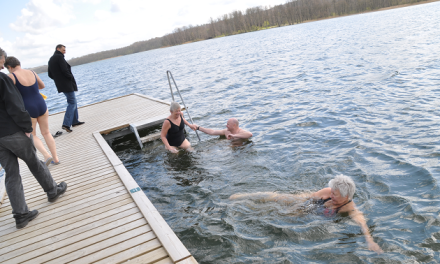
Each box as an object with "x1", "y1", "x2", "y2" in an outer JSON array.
[
  {"x1": 48, "y1": 44, "x2": 84, "y2": 133},
  {"x1": 0, "y1": 47, "x2": 67, "y2": 229},
  {"x1": 194, "y1": 118, "x2": 253, "y2": 140}
]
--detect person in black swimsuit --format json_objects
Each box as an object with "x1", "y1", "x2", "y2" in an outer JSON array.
[
  {"x1": 160, "y1": 102, "x2": 197, "y2": 153},
  {"x1": 230, "y1": 174, "x2": 383, "y2": 253},
  {"x1": 5, "y1": 56, "x2": 60, "y2": 165}
]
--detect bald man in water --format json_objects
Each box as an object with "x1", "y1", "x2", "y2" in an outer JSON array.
[{"x1": 194, "y1": 118, "x2": 252, "y2": 140}]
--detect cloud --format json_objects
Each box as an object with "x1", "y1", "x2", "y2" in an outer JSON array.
[
  {"x1": 111, "y1": 1, "x2": 121, "y2": 13},
  {"x1": 10, "y1": 0, "x2": 76, "y2": 34},
  {"x1": 95, "y1": 9, "x2": 111, "y2": 20},
  {"x1": 82, "y1": 0, "x2": 102, "y2": 4},
  {"x1": 5, "y1": 0, "x2": 286, "y2": 67}
]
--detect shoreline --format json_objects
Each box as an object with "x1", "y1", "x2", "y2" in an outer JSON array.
[{"x1": 32, "y1": 0, "x2": 439, "y2": 73}]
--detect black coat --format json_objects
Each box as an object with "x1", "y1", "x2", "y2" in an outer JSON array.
[
  {"x1": 48, "y1": 50, "x2": 78, "y2": 93},
  {"x1": 0, "y1": 72, "x2": 33, "y2": 138}
]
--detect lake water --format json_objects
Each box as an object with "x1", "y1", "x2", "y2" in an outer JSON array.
[{"x1": 38, "y1": 2, "x2": 440, "y2": 263}]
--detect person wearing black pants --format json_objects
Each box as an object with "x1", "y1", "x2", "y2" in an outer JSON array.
[{"x1": 0, "y1": 47, "x2": 67, "y2": 229}]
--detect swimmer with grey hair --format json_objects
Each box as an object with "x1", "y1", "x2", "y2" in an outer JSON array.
[
  {"x1": 230, "y1": 174, "x2": 383, "y2": 254},
  {"x1": 160, "y1": 102, "x2": 197, "y2": 153},
  {"x1": 193, "y1": 118, "x2": 252, "y2": 140}
]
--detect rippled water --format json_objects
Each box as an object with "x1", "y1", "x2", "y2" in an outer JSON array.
[{"x1": 38, "y1": 2, "x2": 440, "y2": 263}]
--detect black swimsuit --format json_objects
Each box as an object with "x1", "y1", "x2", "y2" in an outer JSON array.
[
  {"x1": 166, "y1": 115, "x2": 185, "y2": 147},
  {"x1": 319, "y1": 198, "x2": 352, "y2": 217}
]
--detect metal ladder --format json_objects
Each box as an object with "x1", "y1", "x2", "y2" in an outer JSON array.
[
  {"x1": 130, "y1": 71, "x2": 200, "y2": 149},
  {"x1": 166, "y1": 70, "x2": 201, "y2": 141}
]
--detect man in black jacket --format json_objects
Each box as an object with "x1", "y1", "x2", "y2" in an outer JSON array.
[
  {"x1": 0, "y1": 47, "x2": 67, "y2": 229},
  {"x1": 48, "y1": 44, "x2": 84, "y2": 132}
]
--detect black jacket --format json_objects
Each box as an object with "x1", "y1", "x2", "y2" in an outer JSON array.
[
  {"x1": 0, "y1": 72, "x2": 33, "y2": 138},
  {"x1": 48, "y1": 50, "x2": 78, "y2": 93}
]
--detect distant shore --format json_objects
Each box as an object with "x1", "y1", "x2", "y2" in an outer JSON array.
[{"x1": 31, "y1": 0, "x2": 439, "y2": 74}]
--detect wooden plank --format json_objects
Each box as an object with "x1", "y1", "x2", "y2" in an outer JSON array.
[
  {"x1": 134, "y1": 93, "x2": 171, "y2": 106},
  {"x1": 2, "y1": 211, "x2": 146, "y2": 263},
  {"x1": 176, "y1": 256, "x2": 199, "y2": 264},
  {"x1": 0, "y1": 94, "x2": 197, "y2": 264},
  {"x1": 10, "y1": 170, "x2": 118, "y2": 201},
  {"x1": 140, "y1": 132, "x2": 162, "y2": 143},
  {"x1": 154, "y1": 257, "x2": 174, "y2": 264},
  {"x1": 0, "y1": 180, "x2": 125, "y2": 225},
  {"x1": 100, "y1": 123, "x2": 130, "y2": 135},
  {"x1": 0, "y1": 175, "x2": 121, "y2": 220},
  {"x1": 47, "y1": 227, "x2": 155, "y2": 264},
  {"x1": 0, "y1": 196, "x2": 135, "y2": 247},
  {"x1": 0, "y1": 185, "x2": 128, "y2": 238},
  {"x1": 93, "y1": 132, "x2": 123, "y2": 166},
  {"x1": 94, "y1": 132, "x2": 193, "y2": 262},
  {"x1": 114, "y1": 164, "x2": 192, "y2": 262},
  {"x1": 94, "y1": 240, "x2": 165, "y2": 264}
]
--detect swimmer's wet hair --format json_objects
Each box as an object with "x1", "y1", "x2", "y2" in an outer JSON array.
[
  {"x1": 329, "y1": 174, "x2": 356, "y2": 199},
  {"x1": 170, "y1": 101, "x2": 181, "y2": 112}
]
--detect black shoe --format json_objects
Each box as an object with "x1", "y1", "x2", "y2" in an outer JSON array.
[
  {"x1": 53, "y1": 131, "x2": 63, "y2": 138},
  {"x1": 72, "y1": 121, "x2": 85, "y2": 127},
  {"x1": 48, "y1": 181, "x2": 68, "y2": 202},
  {"x1": 62, "y1": 125, "x2": 72, "y2": 132},
  {"x1": 14, "y1": 210, "x2": 39, "y2": 229}
]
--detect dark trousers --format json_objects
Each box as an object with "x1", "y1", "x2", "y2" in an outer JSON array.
[{"x1": 0, "y1": 132, "x2": 57, "y2": 215}]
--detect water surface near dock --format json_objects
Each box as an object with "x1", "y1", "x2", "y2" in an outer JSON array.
[{"x1": 38, "y1": 2, "x2": 440, "y2": 263}]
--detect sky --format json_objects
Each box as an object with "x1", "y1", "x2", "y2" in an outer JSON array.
[{"x1": 0, "y1": 0, "x2": 286, "y2": 69}]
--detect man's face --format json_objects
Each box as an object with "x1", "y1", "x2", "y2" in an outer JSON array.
[
  {"x1": 0, "y1": 55, "x2": 5, "y2": 70},
  {"x1": 57, "y1": 47, "x2": 66, "y2": 54},
  {"x1": 226, "y1": 120, "x2": 234, "y2": 131}
]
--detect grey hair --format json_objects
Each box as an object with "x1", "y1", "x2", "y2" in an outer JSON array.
[
  {"x1": 0, "y1": 47, "x2": 6, "y2": 59},
  {"x1": 170, "y1": 101, "x2": 181, "y2": 112},
  {"x1": 329, "y1": 174, "x2": 356, "y2": 199}
]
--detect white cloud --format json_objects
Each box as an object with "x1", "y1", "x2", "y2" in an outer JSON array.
[
  {"x1": 10, "y1": 0, "x2": 75, "y2": 34},
  {"x1": 5, "y1": 0, "x2": 286, "y2": 67},
  {"x1": 110, "y1": 1, "x2": 121, "y2": 12},
  {"x1": 82, "y1": 0, "x2": 102, "y2": 4},
  {"x1": 95, "y1": 9, "x2": 111, "y2": 20}
]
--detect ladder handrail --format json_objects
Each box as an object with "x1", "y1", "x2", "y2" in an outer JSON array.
[{"x1": 166, "y1": 71, "x2": 201, "y2": 141}]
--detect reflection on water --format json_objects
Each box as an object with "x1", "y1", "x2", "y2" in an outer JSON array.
[{"x1": 41, "y1": 2, "x2": 440, "y2": 263}]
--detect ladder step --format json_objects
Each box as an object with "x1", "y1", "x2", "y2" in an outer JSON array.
[{"x1": 140, "y1": 132, "x2": 162, "y2": 143}]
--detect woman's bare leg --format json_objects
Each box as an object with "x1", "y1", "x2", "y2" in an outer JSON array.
[
  {"x1": 37, "y1": 110, "x2": 59, "y2": 163},
  {"x1": 179, "y1": 139, "x2": 193, "y2": 151},
  {"x1": 230, "y1": 192, "x2": 312, "y2": 205},
  {"x1": 31, "y1": 117, "x2": 51, "y2": 160}
]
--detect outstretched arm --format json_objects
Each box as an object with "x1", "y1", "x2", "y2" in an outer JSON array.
[
  {"x1": 349, "y1": 209, "x2": 383, "y2": 254},
  {"x1": 227, "y1": 129, "x2": 253, "y2": 140},
  {"x1": 197, "y1": 126, "x2": 226, "y2": 136},
  {"x1": 182, "y1": 116, "x2": 197, "y2": 131}
]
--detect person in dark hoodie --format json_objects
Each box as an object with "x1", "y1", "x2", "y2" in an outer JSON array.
[
  {"x1": 48, "y1": 44, "x2": 84, "y2": 132},
  {"x1": 0, "y1": 47, "x2": 67, "y2": 229}
]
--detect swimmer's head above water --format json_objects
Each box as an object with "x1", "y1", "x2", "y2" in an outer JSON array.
[
  {"x1": 229, "y1": 174, "x2": 383, "y2": 254},
  {"x1": 329, "y1": 174, "x2": 356, "y2": 200}
]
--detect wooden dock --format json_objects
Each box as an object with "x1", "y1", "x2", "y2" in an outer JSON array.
[{"x1": 0, "y1": 93, "x2": 197, "y2": 264}]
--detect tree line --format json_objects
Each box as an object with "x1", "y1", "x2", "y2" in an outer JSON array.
[{"x1": 32, "y1": 0, "x2": 432, "y2": 73}]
